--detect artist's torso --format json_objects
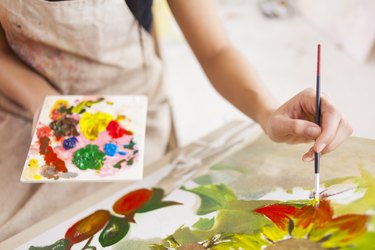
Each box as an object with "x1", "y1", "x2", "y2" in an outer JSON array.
[{"x1": 0, "y1": 0, "x2": 163, "y2": 98}]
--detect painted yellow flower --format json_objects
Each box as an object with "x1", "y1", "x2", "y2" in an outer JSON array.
[{"x1": 79, "y1": 112, "x2": 113, "y2": 140}]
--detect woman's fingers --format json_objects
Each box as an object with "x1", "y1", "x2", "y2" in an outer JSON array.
[
  {"x1": 321, "y1": 118, "x2": 353, "y2": 154},
  {"x1": 303, "y1": 119, "x2": 352, "y2": 161},
  {"x1": 314, "y1": 100, "x2": 341, "y2": 153},
  {"x1": 302, "y1": 146, "x2": 314, "y2": 162},
  {"x1": 285, "y1": 119, "x2": 321, "y2": 143},
  {"x1": 269, "y1": 114, "x2": 321, "y2": 143}
]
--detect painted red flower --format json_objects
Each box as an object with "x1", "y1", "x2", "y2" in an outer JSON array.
[{"x1": 254, "y1": 199, "x2": 370, "y2": 248}]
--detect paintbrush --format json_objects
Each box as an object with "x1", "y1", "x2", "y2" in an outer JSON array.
[{"x1": 314, "y1": 44, "x2": 321, "y2": 204}]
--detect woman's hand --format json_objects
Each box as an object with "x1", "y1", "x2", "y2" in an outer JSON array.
[{"x1": 265, "y1": 88, "x2": 352, "y2": 161}]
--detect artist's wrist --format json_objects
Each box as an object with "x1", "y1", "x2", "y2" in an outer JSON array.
[{"x1": 257, "y1": 106, "x2": 275, "y2": 134}]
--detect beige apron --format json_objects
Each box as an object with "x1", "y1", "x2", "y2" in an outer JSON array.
[{"x1": 0, "y1": 0, "x2": 171, "y2": 241}]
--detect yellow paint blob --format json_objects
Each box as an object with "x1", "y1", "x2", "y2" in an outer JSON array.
[
  {"x1": 28, "y1": 158, "x2": 39, "y2": 168},
  {"x1": 52, "y1": 100, "x2": 69, "y2": 110},
  {"x1": 24, "y1": 158, "x2": 42, "y2": 180},
  {"x1": 79, "y1": 112, "x2": 113, "y2": 140},
  {"x1": 72, "y1": 102, "x2": 86, "y2": 114},
  {"x1": 116, "y1": 115, "x2": 126, "y2": 122},
  {"x1": 34, "y1": 175, "x2": 42, "y2": 180},
  {"x1": 312, "y1": 197, "x2": 320, "y2": 207},
  {"x1": 50, "y1": 100, "x2": 70, "y2": 119}
]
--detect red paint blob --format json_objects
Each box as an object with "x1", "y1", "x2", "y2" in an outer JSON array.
[
  {"x1": 106, "y1": 120, "x2": 133, "y2": 139},
  {"x1": 37, "y1": 126, "x2": 67, "y2": 173},
  {"x1": 43, "y1": 145, "x2": 68, "y2": 173}
]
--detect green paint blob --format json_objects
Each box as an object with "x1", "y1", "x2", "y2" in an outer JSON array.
[
  {"x1": 114, "y1": 159, "x2": 126, "y2": 169},
  {"x1": 72, "y1": 145, "x2": 105, "y2": 170},
  {"x1": 72, "y1": 97, "x2": 104, "y2": 114},
  {"x1": 124, "y1": 139, "x2": 136, "y2": 149}
]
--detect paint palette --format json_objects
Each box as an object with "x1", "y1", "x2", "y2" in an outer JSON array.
[{"x1": 21, "y1": 95, "x2": 147, "y2": 182}]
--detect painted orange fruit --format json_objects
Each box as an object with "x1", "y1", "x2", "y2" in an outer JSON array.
[{"x1": 65, "y1": 210, "x2": 110, "y2": 245}]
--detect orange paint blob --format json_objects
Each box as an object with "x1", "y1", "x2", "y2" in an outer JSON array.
[{"x1": 36, "y1": 126, "x2": 52, "y2": 138}]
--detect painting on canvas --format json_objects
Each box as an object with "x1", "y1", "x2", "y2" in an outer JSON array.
[
  {"x1": 20, "y1": 95, "x2": 147, "y2": 183},
  {"x1": 18, "y1": 134, "x2": 375, "y2": 249}
]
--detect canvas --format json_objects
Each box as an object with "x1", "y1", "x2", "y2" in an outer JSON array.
[
  {"x1": 20, "y1": 95, "x2": 147, "y2": 183},
  {"x1": 16, "y1": 131, "x2": 375, "y2": 249}
]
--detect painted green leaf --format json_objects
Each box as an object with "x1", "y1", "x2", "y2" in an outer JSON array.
[
  {"x1": 342, "y1": 231, "x2": 375, "y2": 250},
  {"x1": 29, "y1": 238, "x2": 70, "y2": 250},
  {"x1": 153, "y1": 235, "x2": 181, "y2": 249},
  {"x1": 99, "y1": 215, "x2": 130, "y2": 247},
  {"x1": 333, "y1": 167, "x2": 375, "y2": 215},
  {"x1": 192, "y1": 217, "x2": 215, "y2": 230},
  {"x1": 167, "y1": 207, "x2": 270, "y2": 246},
  {"x1": 181, "y1": 184, "x2": 237, "y2": 215},
  {"x1": 137, "y1": 188, "x2": 181, "y2": 213},
  {"x1": 160, "y1": 199, "x2": 276, "y2": 246}
]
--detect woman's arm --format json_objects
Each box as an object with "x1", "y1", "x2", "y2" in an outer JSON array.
[
  {"x1": 167, "y1": 0, "x2": 352, "y2": 160},
  {"x1": 167, "y1": 0, "x2": 277, "y2": 129},
  {"x1": 0, "y1": 24, "x2": 58, "y2": 115}
]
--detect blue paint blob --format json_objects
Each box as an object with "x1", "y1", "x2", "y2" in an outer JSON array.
[
  {"x1": 118, "y1": 151, "x2": 127, "y2": 156},
  {"x1": 104, "y1": 143, "x2": 118, "y2": 157},
  {"x1": 62, "y1": 137, "x2": 78, "y2": 150}
]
